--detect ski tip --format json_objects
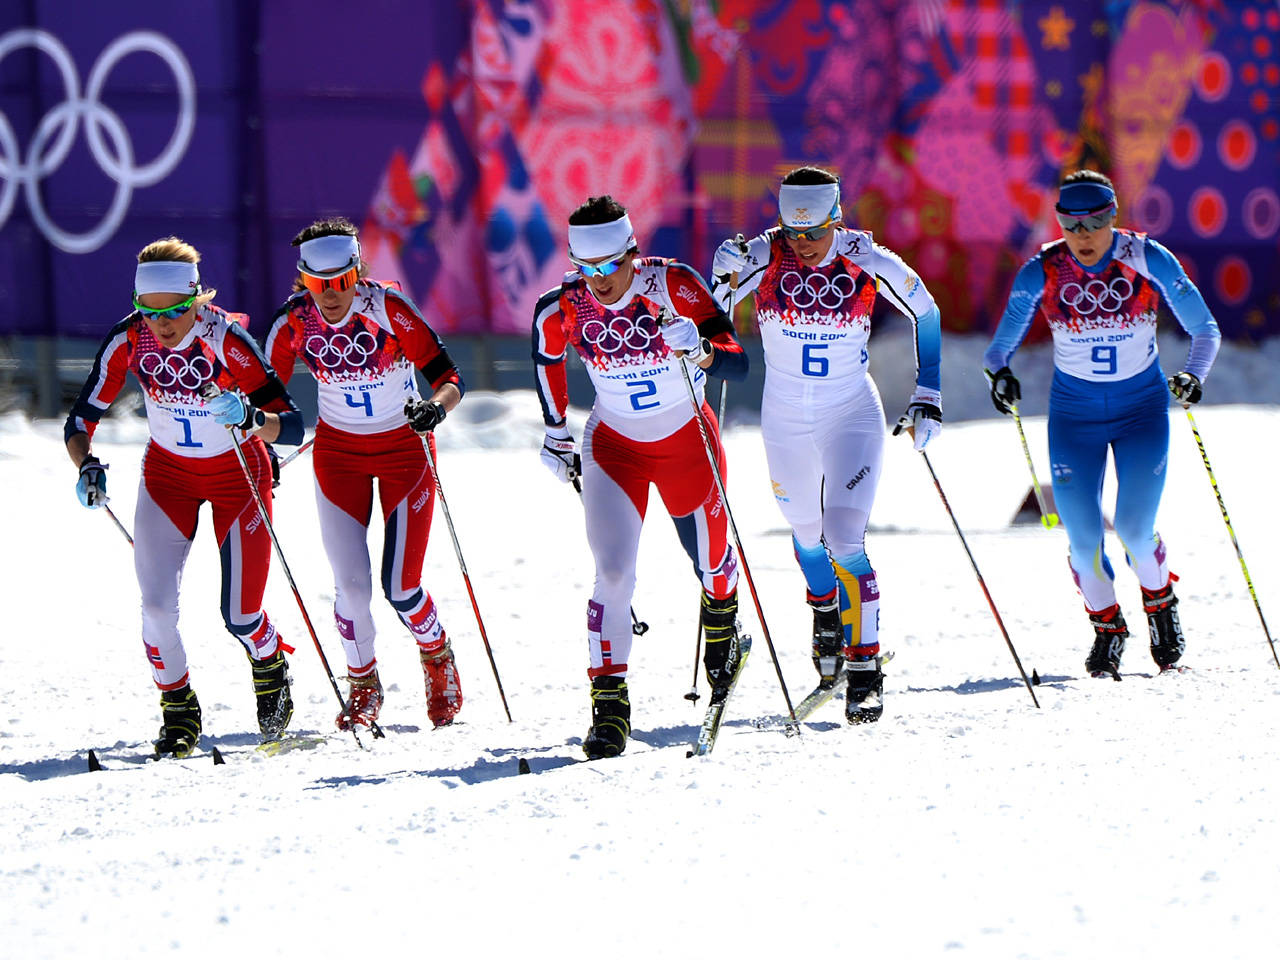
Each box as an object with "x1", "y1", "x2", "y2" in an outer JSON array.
[
  {"x1": 517, "y1": 757, "x2": 531, "y2": 775},
  {"x1": 1031, "y1": 669, "x2": 1041, "y2": 686},
  {"x1": 87, "y1": 750, "x2": 102, "y2": 773},
  {"x1": 212, "y1": 747, "x2": 226, "y2": 765}
]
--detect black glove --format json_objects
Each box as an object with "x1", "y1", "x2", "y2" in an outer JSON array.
[
  {"x1": 987, "y1": 367, "x2": 1021, "y2": 415},
  {"x1": 1168, "y1": 371, "x2": 1202, "y2": 405},
  {"x1": 405, "y1": 398, "x2": 447, "y2": 434}
]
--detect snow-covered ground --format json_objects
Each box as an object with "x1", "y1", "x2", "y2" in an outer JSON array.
[{"x1": 3, "y1": 390, "x2": 1279, "y2": 959}]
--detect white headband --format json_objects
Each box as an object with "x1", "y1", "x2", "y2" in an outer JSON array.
[
  {"x1": 567, "y1": 215, "x2": 636, "y2": 261},
  {"x1": 779, "y1": 183, "x2": 841, "y2": 228},
  {"x1": 134, "y1": 260, "x2": 200, "y2": 296},
  {"x1": 298, "y1": 234, "x2": 360, "y2": 274}
]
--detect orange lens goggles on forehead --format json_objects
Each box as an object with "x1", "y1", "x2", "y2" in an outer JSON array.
[{"x1": 300, "y1": 263, "x2": 359, "y2": 295}]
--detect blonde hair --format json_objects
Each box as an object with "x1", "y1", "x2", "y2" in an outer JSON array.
[{"x1": 136, "y1": 236, "x2": 217, "y2": 306}]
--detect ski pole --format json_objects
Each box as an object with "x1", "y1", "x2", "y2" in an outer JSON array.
[
  {"x1": 1182, "y1": 406, "x2": 1279, "y2": 669},
  {"x1": 687, "y1": 239, "x2": 745, "y2": 705},
  {"x1": 200, "y1": 385, "x2": 378, "y2": 744},
  {"x1": 909, "y1": 432, "x2": 1039, "y2": 708},
  {"x1": 277, "y1": 437, "x2": 314, "y2": 471},
  {"x1": 103, "y1": 502, "x2": 134, "y2": 546},
  {"x1": 1010, "y1": 405, "x2": 1058, "y2": 529},
  {"x1": 416, "y1": 432, "x2": 514, "y2": 721},
  {"x1": 571, "y1": 475, "x2": 650, "y2": 636},
  {"x1": 661, "y1": 308, "x2": 798, "y2": 728}
]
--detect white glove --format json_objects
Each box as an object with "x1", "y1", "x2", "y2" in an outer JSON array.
[
  {"x1": 541, "y1": 427, "x2": 579, "y2": 484},
  {"x1": 894, "y1": 386, "x2": 942, "y2": 452},
  {"x1": 660, "y1": 315, "x2": 707, "y2": 363},
  {"x1": 712, "y1": 237, "x2": 749, "y2": 277}
]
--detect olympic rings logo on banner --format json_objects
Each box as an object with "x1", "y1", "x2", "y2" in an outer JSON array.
[
  {"x1": 0, "y1": 28, "x2": 196, "y2": 254},
  {"x1": 138, "y1": 351, "x2": 213, "y2": 390},
  {"x1": 779, "y1": 270, "x2": 855, "y2": 310},
  {"x1": 579, "y1": 314, "x2": 660, "y2": 355},
  {"x1": 1059, "y1": 276, "x2": 1134, "y2": 316},
  {"x1": 306, "y1": 331, "x2": 379, "y2": 368}
]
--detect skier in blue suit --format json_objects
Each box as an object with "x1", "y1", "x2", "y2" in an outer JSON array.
[{"x1": 983, "y1": 170, "x2": 1220, "y2": 678}]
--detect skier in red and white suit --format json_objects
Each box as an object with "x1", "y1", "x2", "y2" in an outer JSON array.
[
  {"x1": 532, "y1": 196, "x2": 749, "y2": 759},
  {"x1": 65, "y1": 238, "x2": 304, "y2": 757},
  {"x1": 264, "y1": 218, "x2": 465, "y2": 730}
]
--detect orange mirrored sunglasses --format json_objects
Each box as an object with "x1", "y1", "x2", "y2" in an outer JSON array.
[{"x1": 300, "y1": 264, "x2": 360, "y2": 295}]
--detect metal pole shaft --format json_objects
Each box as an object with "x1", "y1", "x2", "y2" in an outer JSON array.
[{"x1": 420, "y1": 435, "x2": 514, "y2": 720}]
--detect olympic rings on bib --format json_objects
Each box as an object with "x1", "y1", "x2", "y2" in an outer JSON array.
[
  {"x1": 305, "y1": 330, "x2": 379, "y2": 368},
  {"x1": 0, "y1": 29, "x2": 196, "y2": 254},
  {"x1": 779, "y1": 270, "x2": 856, "y2": 310},
  {"x1": 579, "y1": 314, "x2": 660, "y2": 355},
  {"x1": 1059, "y1": 276, "x2": 1133, "y2": 317},
  {"x1": 138, "y1": 350, "x2": 214, "y2": 390}
]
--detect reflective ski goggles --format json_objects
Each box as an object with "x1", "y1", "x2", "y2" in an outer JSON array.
[
  {"x1": 1055, "y1": 203, "x2": 1116, "y2": 233},
  {"x1": 779, "y1": 215, "x2": 838, "y2": 242},
  {"x1": 133, "y1": 291, "x2": 199, "y2": 320},
  {"x1": 298, "y1": 261, "x2": 360, "y2": 295},
  {"x1": 569, "y1": 250, "x2": 630, "y2": 278}
]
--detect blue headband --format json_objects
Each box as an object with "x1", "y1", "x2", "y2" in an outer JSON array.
[{"x1": 1056, "y1": 181, "x2": 1116, "y2": 214}]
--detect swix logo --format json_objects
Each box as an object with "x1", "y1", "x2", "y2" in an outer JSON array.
[
  {"x1": 245, "y1": 511, "x2": 263, "y2": 535},
  {"x1": 393, "y1": 312, "x2": 415, "y2": 334},
  {"x1": 709, "y1": 495, "x2": 723, "y2": 518},
  {"x1": 845, "y1": 466, "x2": 870, "y2": 490},
  {"x1": 674, "y1": 283, "x2": 700, "y2": 306},
  {"x1": 227, "y1": 345, "x2": 251, "y2": 367},
  {"x1": 411, "y1": 489, "x2": 431, "y2": 512}
]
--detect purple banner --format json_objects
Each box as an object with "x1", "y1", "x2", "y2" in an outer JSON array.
[{"x1": 2, "y1": 1, "x2": 1277, "y2": 343}]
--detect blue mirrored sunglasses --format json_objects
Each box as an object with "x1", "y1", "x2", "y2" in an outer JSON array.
[
  {"x1": 779, "y1": 216, "x2": 837, "y2": 242},
  {"x1": 133, "y1": 292, "x2": 199, "y2": 320},
  {"x1": 1055, "y1": 204, "x2": 1116, "y2": 233},
  {"x1": 569, "y1": 251, "x2": 629, "y2": 278}
]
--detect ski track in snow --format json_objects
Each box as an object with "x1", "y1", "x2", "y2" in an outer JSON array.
[{"x1": 3, "y1": 393, "x2": 1279, "y2": 959}]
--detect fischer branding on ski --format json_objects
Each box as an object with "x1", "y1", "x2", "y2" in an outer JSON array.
[{"x1": 687, "y1": 635, "x2": 752, "y2": 757}]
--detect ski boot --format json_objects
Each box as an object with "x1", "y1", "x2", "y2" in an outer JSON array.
[
  {"x1": 583, "y1": 675, "x2": 630, "y2": 760},
  {"x1": 701, "y1": 591, "x2": 745, "y2": 703},
  {"x1": 844, "y1": 656, "x2": 883, "y2": 724},
  {"x1": 420, "y1": 641, "x2": 463, "y2": 728},
  {"x1": 1085, "y1": 604, "x2": 1128, "y2": 680},
  {"x1": 251, "y1": 650, "x2": 293, "y2": 742},
  {"x1": 1142, "y1": 583, "x2": 1185, "y2": 670},
  {"x1": 809, "y1": 590, "x2": 844, "y2": 689},
  {"x1": 336, "y1": 671, "x2": 384, "y2": 731},
  {"x1": 154, "y1": 685, "x2": 202, "y2": 758}
]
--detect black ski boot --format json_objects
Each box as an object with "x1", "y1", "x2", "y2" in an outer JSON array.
[
  {"x1": 844, "y1": 658, "x2": 883, "y2": 724},
  {"x1": 701, "y1": 591, "x2": 744, "y2": 702},
  {"x1": 1085, "y1": 604, "x2": 1128, "y2": 680},
  {"x1": 809, "y1": 592, "x2": 843, "y2": 689},
  {"x1": 1142, "y1": 583, "x2": 1185, "y2": 669},
  {"x1": 154, "y1": 685, "x2": 202, "y2": 758},
  {"x1": 583, "y1": 676, "x2": 630, "y2": 760},
  {"x1": 251, "y1": 650, "x2": 293, "y2": 742}
]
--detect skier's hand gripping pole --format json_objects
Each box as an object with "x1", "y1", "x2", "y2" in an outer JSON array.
[{"x1": 200, "y1": 383, "x2": 381, "y2": 744}]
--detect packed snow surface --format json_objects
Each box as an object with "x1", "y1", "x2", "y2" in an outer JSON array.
[{"x1": 3, "y1": 395, "x2": 1278, "y2": 959}]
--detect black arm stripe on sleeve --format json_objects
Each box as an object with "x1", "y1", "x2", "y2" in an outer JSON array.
[
  {"x1": 875, "y1": 274, "x2": 914, "y2": 318},
  {"x1": 418, "y1": 351, "x2": 464, "y2": 397}
]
